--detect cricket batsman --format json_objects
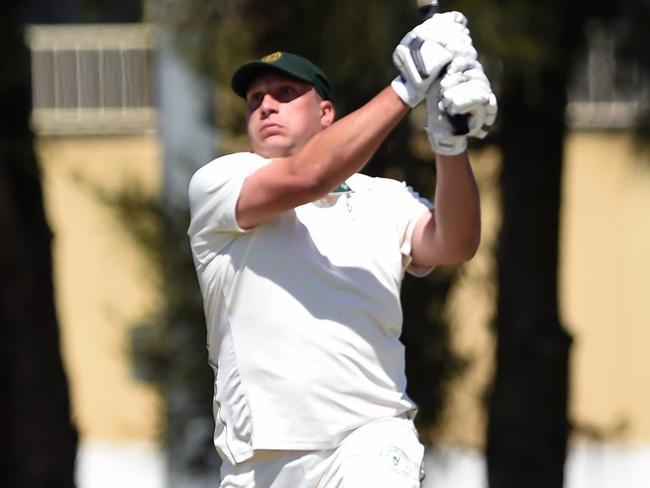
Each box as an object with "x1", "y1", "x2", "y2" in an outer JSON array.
[{"x1": 187, "y1": 9, "x2": 497, "y2": 488}]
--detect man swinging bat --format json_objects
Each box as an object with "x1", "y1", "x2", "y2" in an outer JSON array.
[{"x1": 187, "y1": 6, "x2": 497, "y2": 487}]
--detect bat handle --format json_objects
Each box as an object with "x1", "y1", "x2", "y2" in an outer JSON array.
[
  {"x1": 417, "y1": 1, "x2": 469, "y2": 135},
  {"x1": 418, "y1": 5, "x2": 438, "y2": 20}
]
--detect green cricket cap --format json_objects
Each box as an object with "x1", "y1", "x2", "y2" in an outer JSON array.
[{"x1": 231, "y1": 51, "x2": 334, "y2": 102}]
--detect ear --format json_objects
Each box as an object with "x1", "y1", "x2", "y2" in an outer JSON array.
[{"x1": 319, "y1": 100, "x2": 335, "y2": 128}]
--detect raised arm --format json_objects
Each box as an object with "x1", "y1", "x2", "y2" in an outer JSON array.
[
  {"x1": 410, "y1": 152, "x2": 481, "y2": 267},
  {"x1": 235, "y1": 14, "x2": 475, "y2": 230},
  {"x1": 236, "y1": 85, "x2": 409, "y2": 230},
  {"x1": 410, "y1": 55, "x2": 498, "y2": 268}
]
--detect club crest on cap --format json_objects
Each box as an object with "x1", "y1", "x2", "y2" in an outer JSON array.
[
  {"x1": 262, "y1": 52, "x2": 283, "y2": 64},
  {"x1": 231, "y1": 51, "x2": 334, "y2": 102}
]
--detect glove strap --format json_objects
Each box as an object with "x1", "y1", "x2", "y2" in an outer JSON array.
[
  {"x1": 391, "y1": 76, "x2": 424, "y2": 108},
  {"x1": 425, "y1": 126, "x2": 467, "y2": 155}
]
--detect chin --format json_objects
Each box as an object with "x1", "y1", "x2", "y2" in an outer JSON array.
[{"x1": 255, "y1": 141, "x2": 294, "y2": 158}]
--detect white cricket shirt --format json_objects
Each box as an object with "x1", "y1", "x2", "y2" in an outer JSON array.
[{"x1": 187, "y1": 152, "x2": 434, "y2": 464}]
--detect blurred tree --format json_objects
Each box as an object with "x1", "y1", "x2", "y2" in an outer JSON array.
[
  {"x1": 73, "y1": 0, "x2": 142, "y2": 23},
  {"x1": 0, "y1": 1, "x2": 78, "y2": 487},
  {"x1": 452, "y1": 1, "x2": 649, "y2": 487},
  {"x1": 486, "y1": 1, "x2": 577, "y2": 484},
  {"x1": 617, "y1": 0, "x2": 650, "y2": 152}
]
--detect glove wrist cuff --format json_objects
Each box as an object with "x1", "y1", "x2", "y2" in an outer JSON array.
[
  {"x1": 425, "y1": 127, "x2": 467, "y2": 155},
  {"x1": 391, "y1": 76, "x2": 424, "y2": 108}
]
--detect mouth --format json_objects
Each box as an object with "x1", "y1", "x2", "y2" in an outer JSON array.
[{"x1": 260, "y1": 123, "x2": 283, "y2": 137}]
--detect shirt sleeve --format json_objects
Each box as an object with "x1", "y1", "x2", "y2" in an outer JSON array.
[
  {"x1": 386, "y1": 179, "x2": 435, "y2": 277},
  {"x1": 187, "y1": 152, "x2": 266, "y2": 265}
]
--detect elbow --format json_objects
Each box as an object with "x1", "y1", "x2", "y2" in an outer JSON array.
[
  {"x1": 411, "y1": 212, "x2": 481, "y2": 268},
  {"x1": 286, "y1": 144, "x2": 352, "y2": 199},
  {"x1": 453, "y1": 231, "x2": 481, "y2": 263},
  {"x1": 457, "y1": 235, "x2": 481, "y2": 262},
  {"x1": 293, "y1": 172, "x2": 329, "y2": 201},
  {"x1": 289, "y1": 163, "x2": 338, "y2": 201},
  {"x1": 451, "y1": 215, "x2": 482, "y2": 263},
  {"x1": 438, "y1": 231, "x2": 481, "y2": 266},
  {"x1": 414, "y1": 234, "x2": 480, "y2": 269}
]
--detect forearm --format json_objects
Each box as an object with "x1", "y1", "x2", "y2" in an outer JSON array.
[
  {"x1": 290, "y1": 87, "x2": 409, "y2": 197},
  {"x1": 401, "y1": 11, "x2": 493, "y2": 267},
  {"x1": 432, "y1": 151, "x2": 481, "y2": 261},
  {"x1": 236, "y1": 87, "x2": 410, "y2": 229},
  {"x1": 411, "y1": 150, "x2": 480, "y2": 267}
]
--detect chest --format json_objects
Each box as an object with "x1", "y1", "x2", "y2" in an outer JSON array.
[{"x1": 294, "y1": 192, "x2": 401, "y2": 271}]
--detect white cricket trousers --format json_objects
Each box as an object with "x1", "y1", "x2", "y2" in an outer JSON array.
[{"x1": 218, "y1": 416, "x2": 425, "y2": 488}]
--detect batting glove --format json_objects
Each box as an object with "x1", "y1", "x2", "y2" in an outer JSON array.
[
  {"x1": 392, "y1": 12, "x2": 477, "y2": 108},
  {"x1": 425, "y1": 58, "x2": 498, "y2": 155}
]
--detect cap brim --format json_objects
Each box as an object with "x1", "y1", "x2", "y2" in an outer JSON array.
[{"x1": 231, "y1": 61, "x2": 311, "y2": 99}]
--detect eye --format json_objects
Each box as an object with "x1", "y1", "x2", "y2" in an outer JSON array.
[
  {"x1": 276, "y1": 85, "x2": 296, "y2": 101},
  {"x1": 246, "y1": 91, "x2": 264, "y2": 111},
  {"x1": 247, "y1": 90, "x2": 262, "y2": 102}
]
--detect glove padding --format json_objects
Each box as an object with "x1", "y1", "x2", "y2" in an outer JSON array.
[
  {"x1": 392, "y1": 12, "x2": 477, "y2": 107},
  {"x1": 426, "y1": 58, "x2": 498, "y2": 155},
  {"x1": 409, "y1": 12, "x2": 477, "y2": 63},
  {"x1": 440, "y1": 57, "x2": 498, "y2": 138}
]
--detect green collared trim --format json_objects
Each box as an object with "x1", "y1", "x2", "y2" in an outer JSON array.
[{"x1": 330, "y1": 182, "x2": 352, "y2": 194}]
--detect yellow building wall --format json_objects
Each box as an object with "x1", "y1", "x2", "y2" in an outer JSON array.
[
  {"x1": 563, "y1": 132, "x2": 650, "y2": 444},
  {"x1": 38, "y1": 135, "x2": 163, "y2": 443},
  {"x1": 442, "y1": 132, "x2": 650, "y2": 447}
]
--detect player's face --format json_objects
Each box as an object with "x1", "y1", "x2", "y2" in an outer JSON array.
[{"x1": 245, "y1": 72, "x2": 334, "y2": 158}]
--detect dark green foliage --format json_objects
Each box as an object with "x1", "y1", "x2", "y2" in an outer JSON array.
[
  {"x1": 616, "y1": 2, "x2": 650, "y2": 153},
  {"x1": 72, "y1": 0, "x2": 142, "y2": 23}
]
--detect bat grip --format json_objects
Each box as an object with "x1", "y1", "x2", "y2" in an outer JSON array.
[
  {"x1": 417, "y1": 2, "x2": 470, "y2": 136},
  {"x1": 418, "y1": 5, "x2": 438, "y2": 20}
]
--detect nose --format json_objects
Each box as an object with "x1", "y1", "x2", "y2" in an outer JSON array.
[{"x1": 259, "y1": 93, "x2": 279, "y2": 117}]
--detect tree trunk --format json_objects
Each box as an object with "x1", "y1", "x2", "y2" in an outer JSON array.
[
  {"x1": 486, "y1": 54, "x2": 573, "y2": 488},
  {"x1": 0, "y1": 3, "x2": 78, "y2": 487}
]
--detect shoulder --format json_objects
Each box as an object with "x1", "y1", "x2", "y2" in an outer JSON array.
[
  {"x1": 188, "y1": 152, "x2": 268, "y2": 236},
  {"x1": 189, "y1": 152, "x2": 267, "y2": 195},
  {"x1": 191, "y1": 152, "x2": 266, "y2": 184}
]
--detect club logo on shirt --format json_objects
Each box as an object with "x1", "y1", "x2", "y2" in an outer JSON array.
[{"x1": 380, "y1": 446, "x2": 412, "y2": 477}]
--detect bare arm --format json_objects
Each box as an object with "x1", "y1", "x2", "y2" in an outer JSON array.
[
  {"x1": 237, "y1": 87, "x2": 409, "y2": 229},
  {"x1": 410, "y1": 151, "x2": 481, "y2": 267}
]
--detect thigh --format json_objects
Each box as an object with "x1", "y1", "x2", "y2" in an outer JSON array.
[
  {"x1": 319, "y1": 417, "x2": 425, "y2": 488},
  {"x1": 220, "y1": 450, "x2": 320, "y2": 488}
]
